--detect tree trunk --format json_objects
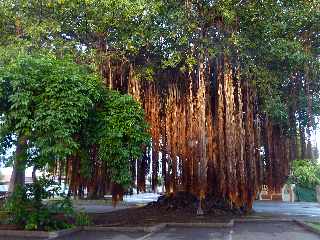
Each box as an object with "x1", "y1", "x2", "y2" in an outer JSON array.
[
  {"x1": 299, "y1": 125, "x2": 307, "y2": 159},
  {"x1": 198, "y1": 60, "x2": 207, "y2": 200},
  {"x1": 32, "y1": 166, "x2": 37, "y2": 183},
  {"x1": 8, "y1": 135, "x2": 27, "y2": 195}
]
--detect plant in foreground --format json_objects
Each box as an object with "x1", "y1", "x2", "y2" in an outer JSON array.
[{"x1": 3, "y1": 177, "x2": 75, "y2": 231}]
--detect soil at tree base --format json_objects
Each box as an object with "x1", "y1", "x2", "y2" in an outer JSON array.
[
  {"x1": 148, "y1": 192, "x2": 247, "y2": 214},
  {"x1": 90, "y1": 192, "x2": 248, "y2": 226}
]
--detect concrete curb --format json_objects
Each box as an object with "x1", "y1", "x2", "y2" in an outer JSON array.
[
  {"x1": 0, "y1": 227, "x2": 81, "y2": 239},
  {"x1": 83, "y1": 223, "x2": 168, "y2": 234},
  {"x1": 0, "y1": 230, "x2": 50, "y2": 238},
  {"x1": 234, "y1": 218, "x2": 293, "y2": 223},
  {"x1": 136, "y1": 224, "x2": 167, "y2": 240},
  {"x1": 47, "y1": 227, "x2": 82, "y2": 239},
  {"x1": 294, "y1": 220, "x2": 320, "y2": 236},
  {"x1": 84, "y1": 226, "x2": 150, "y2": 233},
  {"x1": 147, "y1": 223, "x2": 167, "y2": 233},
  {"x1": 166, "y1": 221, "x2": 233, "y2": 228}
]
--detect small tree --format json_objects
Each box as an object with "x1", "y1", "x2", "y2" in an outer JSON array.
[
  {"x1": 96, "y1": 91, "x2": 150, "y2": 186},
  {"x1": 77, "y1": 90, "x2": 150, "y2": 199},
  {"x1": 0, "y1": 54, "x2": 100, "y2": 193}
]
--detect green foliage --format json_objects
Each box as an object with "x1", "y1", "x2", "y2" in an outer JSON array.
[
  {"x1": 0, "y1": 0, "x2": 318, "y2": 131},
  {"x1": 0, "y1": 50, "x2": 150, "y2": 192},
  {"x1": 74, "y1": 212, "x2": 91, "y2": 226},
  {"x1": 4, "y1": 186, "x2": 28, "y2": 226},
  {"x1": 89, "y1": 90, "x2": 150, "y2": 186},
  {"x1": 238, "y1": 0, "x2": 319, "y2": 127},
  {"x1": 0, "y1": 53, "x2": 101, "y2": 168},
  {"x1": 3, "y1": 177, "x2": 74, "y2": 231},
  {"x1": 288, "y1": 160, "x2": 320, "y2": 189}
]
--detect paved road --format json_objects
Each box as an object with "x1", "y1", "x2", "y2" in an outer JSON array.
[
  {"x1": 144, "y1": 227, "x2": 230, "y2": 240},
  {"x1": 74, "y1": 193, "x2": 160, "y2": 213},
  {"x1": 0, "y1": 237, "x2": 43, "y2": 240},
  {"x1": 53, "y1": 222, "x2": 320, "y2": 240},
  {"x1": 254, "y1": 201, "x2": 320, "y2": 218},
  {"x1": 232, "y1": 222, "x2": 320, "y2": 240},
  {"x1": 3, "y1": 222, "x2": 320, "y2": 240},
  {"x1": 146, "y1": 223, "x2": 320, "y2": 240}
]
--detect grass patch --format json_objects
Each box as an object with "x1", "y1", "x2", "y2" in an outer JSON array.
[{"x1": 306, "y1": 222, "x2": 320, "y2": 231}]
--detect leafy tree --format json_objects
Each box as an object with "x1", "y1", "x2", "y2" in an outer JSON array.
[
  {"x1": 0, "y1": 54, "x2": 100, "y2": 192},
  {"x1": 94, "y1": 91, "x2": 149, "y2": 186},
  {"x1": 71, "y1": 90, "x2": 150, "y2": 198},
  {"x1": 0, "y1": 51, "x2": 150, "y2": 198},
  {"x1": 288, "y1": 160, "x2": 320, "y2": 189}
]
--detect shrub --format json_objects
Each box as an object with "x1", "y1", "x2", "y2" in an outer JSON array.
[
  {"x1": 288, "y1": 160, "x2": 320, "y2": 189},
  {"x1": 75, "y1": 212, "x2": 91, "y2": 226},
  {"x1": 3, "y1": 177, "x2": 75, "y2": 231}
]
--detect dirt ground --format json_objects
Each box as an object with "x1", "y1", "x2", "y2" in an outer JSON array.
[{"x1": 89, "y1": 206, "x2": 236, "y2": 226}]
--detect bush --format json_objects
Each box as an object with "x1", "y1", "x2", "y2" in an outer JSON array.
[
  {"x1": 288, "y1": 160, "x2": 320, "y2": 189},
  {"x1": 3, "y1": 177, "x2": 75, "y2": 231},
  {"x1": 75, "y1": 212, "x2": 91, "y2": 226}
]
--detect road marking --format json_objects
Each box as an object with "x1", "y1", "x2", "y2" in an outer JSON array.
[{"x1": 226, "y1": 229, "x2": 233, "y2": 240}]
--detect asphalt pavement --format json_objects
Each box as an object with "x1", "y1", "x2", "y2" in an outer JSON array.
[
  {"x1": 253, "y1": 201, "x2": 320, "y2": 220},
  {"x1": 51, "y1": 222, "x2": 320, "y2": 240},
  {"x1": 232, "y1": 222, "x2": 320, "y2": 240}
]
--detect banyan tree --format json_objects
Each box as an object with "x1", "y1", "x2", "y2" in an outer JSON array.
[
  {"x1": 59, "y1": 1, "x2": 319, "y2": 210},
  {"x1": 0, "y1": 0, "x2": 319, "y2": 210}
]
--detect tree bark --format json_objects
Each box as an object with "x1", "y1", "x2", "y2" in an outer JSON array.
[{"x1": 8, "y1": 135, "x2": 27, "y2": 195}]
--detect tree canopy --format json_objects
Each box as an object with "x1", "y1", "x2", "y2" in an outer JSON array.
[
  {"x1": 0, "y1": 54, "x2": 100, "y2": 190},
  {"x1": 0, "y1": 54, "x2": 100, "y2": 165}
]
